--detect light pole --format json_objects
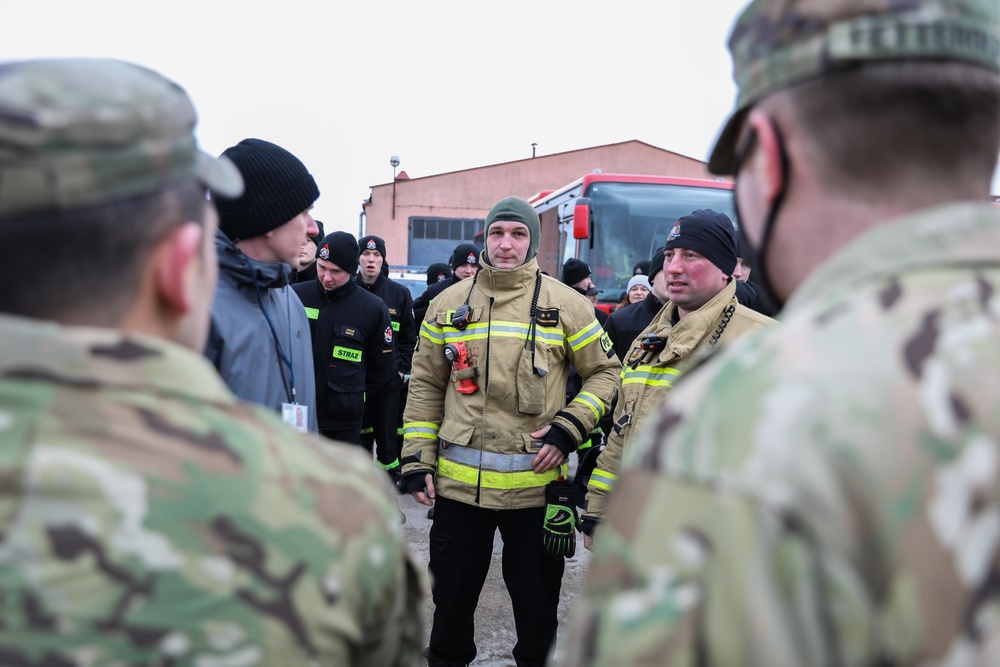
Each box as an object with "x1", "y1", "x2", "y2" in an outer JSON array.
[{"x1": 390, "y1": 155, "x2": 400, "y2": 219}]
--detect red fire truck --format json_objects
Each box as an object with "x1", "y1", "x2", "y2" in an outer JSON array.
[{"x1": 530, "y1": 173, "x2": 736, "y2": 313}]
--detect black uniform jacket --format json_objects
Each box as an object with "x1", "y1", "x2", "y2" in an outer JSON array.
[
  {"x1": 292, "y1": 277, "x2": 395, "y2": 398},
  {"x1": 358, "y1": 272, "x2": 416, "y2": 376},
  {"x1": 603, "y1": 293, "x2": 662, "y2": 364}
]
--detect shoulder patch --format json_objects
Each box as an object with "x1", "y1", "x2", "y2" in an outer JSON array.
[
  {"x1": 536, "y1": 308, "x2": 559, "y2": 327},
  {"x1": 384, "y1": 325, "x2": 393, "y2": 344},
  {"x1": 599, "y1": 332, "x2": 614, "y2": 356}
]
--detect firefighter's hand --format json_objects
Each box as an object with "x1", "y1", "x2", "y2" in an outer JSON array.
[
  {"x1": 530, "y1": 425, "x2": 567, "y2": 474},
  {"x1": 403, "y1": 473, "x2": 436, "y2": 506}
]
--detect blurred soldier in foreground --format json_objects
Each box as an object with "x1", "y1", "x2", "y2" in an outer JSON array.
[
  {"x1": 560, "y1": 0, "x2": 1000, "y2": 665},
  {"x1": 0, "y1": 58, "x2": 425, "y2": 666}
]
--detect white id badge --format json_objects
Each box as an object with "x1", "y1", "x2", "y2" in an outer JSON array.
[{"x1": 282, "y1": 403, "x2": 309, "y2": 433}]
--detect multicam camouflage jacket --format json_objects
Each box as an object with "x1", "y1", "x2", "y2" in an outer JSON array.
[
  {"x1": 559, "y1": 202, "x2": 1000, "y2": 666},
  {"x1": 0, "y1": 315, "x2": 426, "y2": 666}
]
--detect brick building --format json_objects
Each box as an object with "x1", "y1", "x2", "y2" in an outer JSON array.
[{"x1": 362, "y1": 140, "x2": 717, "y2": 267}]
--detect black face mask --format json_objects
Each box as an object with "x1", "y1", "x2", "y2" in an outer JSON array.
[{"x1": 732, "y1": 120, "x2": 790, "y2": 315}]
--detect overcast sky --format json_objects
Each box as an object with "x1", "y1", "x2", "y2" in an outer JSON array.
[{"x1": 3, "y1": 1, "x2": 999, "y2": 235}]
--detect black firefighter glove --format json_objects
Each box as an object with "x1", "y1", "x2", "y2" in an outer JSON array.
[
  {"x1": 397, "y1": 470, "x2": 432, "y2": 495},
  {"x1": 542, "y1": 479, "x2": 583, "y2": 558}
]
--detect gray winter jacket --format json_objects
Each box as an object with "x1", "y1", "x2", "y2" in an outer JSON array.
[{"x1": 204, "y1": 229, "x2": 318, "y2": 432}]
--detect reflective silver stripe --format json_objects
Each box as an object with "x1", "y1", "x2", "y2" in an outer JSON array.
[{"x1": 439, "y1": 442, "x2": 537, "y2": 472}]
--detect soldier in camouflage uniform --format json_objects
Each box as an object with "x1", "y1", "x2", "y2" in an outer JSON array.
[
  {"x1": 0, "y1": 58, "x2": 426, "y2": 666},
  {"x1": 559, "y1": 1, "x2": 1000, "y2": 665}
]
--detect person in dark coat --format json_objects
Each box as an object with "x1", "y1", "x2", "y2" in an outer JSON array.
[
  {"x1": 291, "y1": 219, "x2": 324, "y2": 284},
  {"x1": 357, "y1": 234, "x2": 416, "y2": 478},
  {"x1": 425, "y1": 262, "x2": 452, "y2": 285},
  {"x1": 292, "y1": 232, "x2": 395, "y2": 445},
  {"x1": 604, "y1": 248, "x2": 667, "y2": 363}
]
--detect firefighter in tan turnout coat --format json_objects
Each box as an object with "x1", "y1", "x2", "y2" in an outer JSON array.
[{"x1": 400, "y1": 196, "x2": 619, "y2": 667}]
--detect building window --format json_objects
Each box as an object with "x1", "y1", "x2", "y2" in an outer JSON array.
[{"x1": 410, "y1": 216, "x2": 484, "y2": 241}]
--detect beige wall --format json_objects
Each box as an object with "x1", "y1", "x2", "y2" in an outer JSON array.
[{"x1": 363, "y1": 140, "x2": 718, "y2": 266}]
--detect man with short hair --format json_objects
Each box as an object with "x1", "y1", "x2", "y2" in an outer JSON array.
[
  {"x1": 293, "y1": 232, "x2": 395, "y2": 445},
  {"x1": 205, "y1": 138, "x2": 320, "y2": 432},
  {"x1": 562, "y1": 1, "x2": 1000, "y2": 664},
  {"x1": 0, "y1": 57, "x2": 424, "y2": 665},
  {"x1": 291, "y1": 219, "x2": 324, "y2": 284},
  {"x1": 412, "y1": 242, "x2": 480, "y2": 324},
  {"x1": 357, "y1": 234, "x2": 416, "y2": 477},
  {"x1": 581, "y1": 209, "x2": 776, "y2": 547},
  {"x1": 400, "y1": 196, "x2": 620, "y2": 667}
]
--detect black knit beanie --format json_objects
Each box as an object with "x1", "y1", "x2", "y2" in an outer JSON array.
[
  {"x1": 484, "y1": 196, "x2": 540, "y2": 263},
  {"x1": 214, "y1": 138, "x2": 320, "y2": 241},
  {"x1": 450, "y1": 243, "x2": 480, "y2": 270},
  {"x1": 663, "y1": 209, "x2": 737, "y2": 276},
  {"x1": 561, "y1": 258, "x2": 591, "y2": 286},
  {"x1": 427, "y1": 262, "x2": 452, "y2": 285},
  {"x1": 633, "y1": 260, "x2": 651, "y2": 276},
  {"x1": 316, "y1": 231, "x2": 360, "y2": 274},
  {"x1": 648, "y1": 246, "x2": 666, "y2": 283},
  {"x1": 359, "y1": 235, "x2": 388, "y2": 261}
]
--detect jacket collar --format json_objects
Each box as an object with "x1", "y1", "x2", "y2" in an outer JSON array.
[
  {"x1": 215, "y1": 228, "x2": 291, "y2": 290},
  {"x1": 655, "y1": 279, "x2": 738, "y2": 360},
  {"x1": 476, "y1": 257, "x2": 540, "y2": 297}
]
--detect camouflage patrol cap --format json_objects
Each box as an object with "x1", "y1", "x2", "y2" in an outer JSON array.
[
  {"x1": 0, "y1": 58, "x2": 243, "y2": 216},
  {"x1": 709, "y1": 0, "x2": 1000, "y2": 174}
]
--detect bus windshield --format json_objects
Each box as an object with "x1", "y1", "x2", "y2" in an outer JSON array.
[{"x1": 575, "y1": 181, "x2": 737, "y2": 304}]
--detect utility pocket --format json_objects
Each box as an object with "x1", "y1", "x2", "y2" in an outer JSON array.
[{"x1": 517, "y1": 344, "x2": 546, "y2": 415}]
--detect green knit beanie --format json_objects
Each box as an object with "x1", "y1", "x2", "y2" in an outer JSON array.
[{"x1": 484, "y1": 196, "x2": 540, "y2": 264}]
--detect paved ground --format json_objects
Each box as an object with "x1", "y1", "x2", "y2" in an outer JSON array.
[{"x1": 399, "y1": 493, "x2": 589, "y2": 667}]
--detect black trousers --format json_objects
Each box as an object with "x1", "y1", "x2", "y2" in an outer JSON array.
[
  {"x1": 319, "y1": 390, "x2": 364, "y2": 445},
  {"x1": 360, "y1": 374, "x2": 401, "y2": 467},
  {"x1": 428, "y1": 497, "x2": 565, "y2": 667}
]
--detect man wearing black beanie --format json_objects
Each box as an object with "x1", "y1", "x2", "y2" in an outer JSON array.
[
  {"x1": 583, "y1": 209, "x2": 777, "y2": 546},
  {"x1": 292, "y1": 232, "x2": 395, "y2": 445},
  {"x1": 205, "y1": 138, "x2": 321, "y2": 432},
  {"x1": 356, "y1": 234, "x2": 416, "y2": 479},
  {"x1": 412, "y1": 241, "x2": 481, "y2": 325}
]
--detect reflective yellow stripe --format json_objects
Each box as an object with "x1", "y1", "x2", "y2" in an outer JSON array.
[
  {"x1": 589, "y1": 469, "x2": 617, "y2": 491},
  {"x1": 568, "y1": 320, "x2": 604, "y2": 351},
  {"x1": 621, "y1": 365, "x2": 682, "y2": 387},
  {"x1": 572, "y1": 390, "x2": 605, "y2": 420},
  {"x1": 403, "y1": 421, "x2": 439, "y2": 439},
  {"x1": 378, "y1": 458, "x2": 400, "y2": 471},
  {"x1": 437, "y1": 458, "x2": 567, "y2": 489},
  {"x1": 304, "y1": 307, "x2": 319, "y2": 320}
]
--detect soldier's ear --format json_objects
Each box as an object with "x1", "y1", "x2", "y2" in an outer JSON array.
[
  {"x1": 744, "y1": 109, "x2": 787, "y2": 207},
  {"x1": 152, "y1": 222, "x2": 204, "y2": 316}
]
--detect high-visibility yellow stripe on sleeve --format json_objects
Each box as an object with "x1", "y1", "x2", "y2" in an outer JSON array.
[
  {"x1": 403, "y1": 421, "x2": 439, "y2": 440},
  {"x1": 571, "y1": 391, "x2": 606, "y2": 420},
  {"x1": 589, "y1": 469, "x2": 617, "y2": 492},
  {"x1": 568, "y1": 320, "x2": 605, "y2": 351}
]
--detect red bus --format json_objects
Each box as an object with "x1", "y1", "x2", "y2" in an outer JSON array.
[{"x1": 531, "y1": 173, "x2": 735, "y2": 313}]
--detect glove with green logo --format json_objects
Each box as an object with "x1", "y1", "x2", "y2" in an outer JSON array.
[{"x1": 542, "y1": 479, "x2": 581, "y2": 558}]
